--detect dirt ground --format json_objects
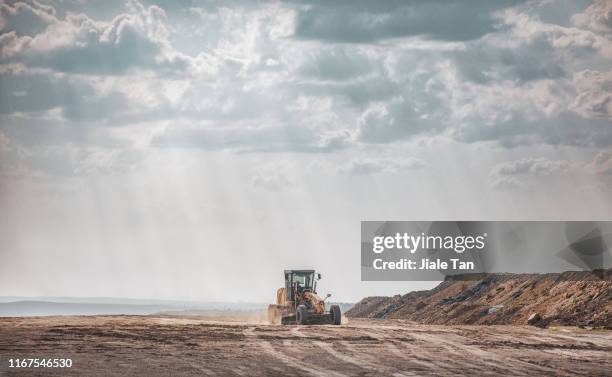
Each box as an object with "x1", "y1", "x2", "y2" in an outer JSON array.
[{"x1": 0, "y1": 315, "x2": 610, "y2": 376}]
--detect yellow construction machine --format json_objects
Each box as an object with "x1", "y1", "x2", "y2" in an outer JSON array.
[{"x1": 268, "y1": 270, "x2": 341, "y2": 325}]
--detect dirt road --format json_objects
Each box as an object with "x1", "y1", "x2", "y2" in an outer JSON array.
[{"x1": 0, "y1": 315, "x2": 610, "y2": 376}]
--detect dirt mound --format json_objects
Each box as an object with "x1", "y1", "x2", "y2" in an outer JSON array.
[{"x1": 346, "y1": 269, "x2": 612, "y2": 327}]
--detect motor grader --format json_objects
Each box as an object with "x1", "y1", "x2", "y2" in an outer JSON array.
[{"x1": 268, "y1": 270, "x2": 341, "y2": 325}]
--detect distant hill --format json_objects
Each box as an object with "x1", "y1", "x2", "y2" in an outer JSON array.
[
  {"x1": 346, "y1": 269, "x2": 612, "y2": 328},
  {"x1": 0, "y1": 298, "x2": 267, "y2": 317},
  {"x1": 0, "y1": 298, "x2": 353, "y2": 317}
]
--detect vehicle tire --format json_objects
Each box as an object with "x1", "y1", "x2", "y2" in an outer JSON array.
[
  {"x1": 330, "y1": 304, "x2": 341, "y2": 325},
  {"x1": 267, "y1": 305, "x2": 280, "y2": 325},
  {"x1": 297, "y1": 305, "x2": 308, "y2": 325}
]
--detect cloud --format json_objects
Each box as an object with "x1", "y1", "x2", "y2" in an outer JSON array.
[
  {"x1": 291, "y1": 0, "x2": 522, "y2": 43},
  {"x1": 251, "y1": 162, "x2": 296, "y2": 191},
  {"x1": 0, "y1": 140, "x2": 140, "y2": 178},
  {"x1": 71, "y1": 147, "x2": 141, "y2": 175},
  {"x1": 571, "y1": 0, "x2": 612, "y2": 35},
  {"x1": 336, "y1": 156, "x2": 424, "y2": 175},
  {"x1": 449, "y1": 72, "x2": 612, "y2": 148},
  {"x1": 356, "y1": 100, "x2": 434, "y2": 142},
  {"x1": 0, "y1": 70, "x2": 129, "y2": 122},
  {"x1": 489, "y1": 156, "x2": 572, "y2": 190},
  {"x1": 0, "y1": 0, "x2": 611, "y2": 159},
  {"x1": 355, "y1": 69, "x2": 450, "y2": 143},
  {"x1": 442, "y1": 8, "x2": 612, "y2": 146},
  {"x1": 569, "y1": 69, "x2": 612, "y2": 119},
  {"x1": 489, "y1": 152, "x2": 612, "y2": 191},
  {"x1": 344, "y1": 6, "x2": 611, "y2": 148},
  {"x1": 493, "y1": 157, "x2": 571, "y2": 176},
  {"x1": 298, "y1": 74, "x2": 400, "y2": 107},
  {"x1": 502, "y1": 7, "x2": 612, "y2": 59},
  {"x1": 0, "y1": 130, "x2": 11, "y2": 173},
  {"x1": 589, "y1": 150, "x2": 612, "y2": 175},
  {"x1": 0, "y1": 129, "x2": 8, "y2": 151},
  {"x1": 489, "y1": 176, "x2": 524, "y2": 191},
  {"x1": 298, "y1": 47, "x2": 374, "y2": 81},
  {"x1": 0, "y1": 1, "x2": 57, "y2": 36},
  {"x1": 0, "y1": 0, "x2": 189, "y2": 75},
  {"x1": 451, "y1": 35, "x2": 566, "y2": 84}
]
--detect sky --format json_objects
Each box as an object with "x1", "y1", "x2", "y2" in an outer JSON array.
[{"x1": 0, "y1": 0, "x2": 611, "y2": 303}]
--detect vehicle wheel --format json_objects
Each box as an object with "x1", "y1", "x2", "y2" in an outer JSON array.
[
  {"x1": 330, "y1": 304, "x2": 341, "y2": 325},
  {"x1": 267, "y1": 305, "x2": 280, "y2": 325},
  {"x1": 297, "y1": 305, "x2": 308, "y2": 325}
]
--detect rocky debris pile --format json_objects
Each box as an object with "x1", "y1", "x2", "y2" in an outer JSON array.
[{"x1": 346, "y1": 269, "x2": 612, "y2": 328}]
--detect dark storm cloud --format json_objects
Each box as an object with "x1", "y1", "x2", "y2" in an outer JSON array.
[{"x1": 291, "y1": 0, "x2": 523, "y2": 43}]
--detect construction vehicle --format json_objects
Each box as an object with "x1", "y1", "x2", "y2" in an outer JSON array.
[{"x1": 268, "y1": 270, "x2": 342, "y2": 325}]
